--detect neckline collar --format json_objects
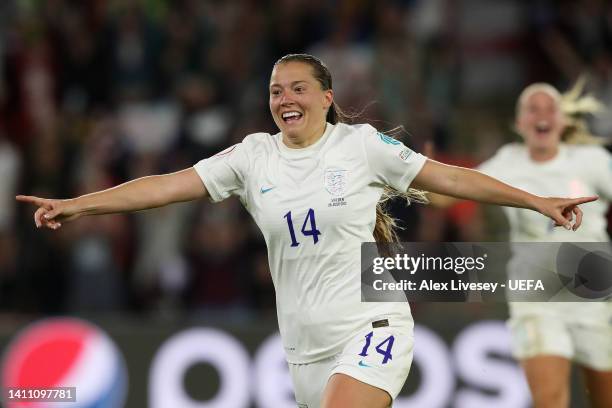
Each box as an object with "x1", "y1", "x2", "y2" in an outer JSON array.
[{"x1": 277, "y1": 123, "x2": 335, "y2": 157}]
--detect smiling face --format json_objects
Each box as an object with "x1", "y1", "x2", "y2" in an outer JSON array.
[
  {"x1": 516, "y1": 85, "x2": 566, "y2": 159},
  {"x1": 269, "y1": 61, "x2": 333, "y2": 148}
]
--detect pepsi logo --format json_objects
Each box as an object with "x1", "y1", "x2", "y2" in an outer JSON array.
[{"x1": 1, "y1": 317, "x2": 128, "y2": 408}]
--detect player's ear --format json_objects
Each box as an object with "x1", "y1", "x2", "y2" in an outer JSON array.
[{"x1": 323, "y1": 89, "x2": 333, "y2": 110}]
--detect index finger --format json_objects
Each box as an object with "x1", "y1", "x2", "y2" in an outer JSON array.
[
  {"x1": 16, "y1": 195, "x2": 50, "y2": 208},
  {"x1": 565, "y1": 196, "x2": 599, "y2": 206}
]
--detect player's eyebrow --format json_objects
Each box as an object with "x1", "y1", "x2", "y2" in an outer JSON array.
[{"x1": 269, "y1": 80, "x2": 309, "y2": 89}]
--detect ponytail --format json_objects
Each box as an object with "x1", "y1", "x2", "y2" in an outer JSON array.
[
  {"x1": 326, "y1": 101, "x2": 350, "y2": 125},
  {"x1": 374, "y1": 187, "x2": 428, "y2": 244},
  {"x1": 560, "y1": 76, "x2": 607, "y2": 145}
]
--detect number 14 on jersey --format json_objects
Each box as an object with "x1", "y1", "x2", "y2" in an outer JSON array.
[{"x1": 284, "y1": 209, "x2": 321, "y2": 247}]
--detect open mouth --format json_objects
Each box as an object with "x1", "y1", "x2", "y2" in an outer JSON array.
[
  {"x1": 281, "y1": 111, "x2": 303, "y2": 124},
  {"x1": 534, "y1": 121, "x2": 551, "y2": 136}
]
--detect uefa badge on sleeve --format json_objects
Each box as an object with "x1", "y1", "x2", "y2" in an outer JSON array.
[{"x1": 399, "y1": 148, "x2": 414, "y2": 162}]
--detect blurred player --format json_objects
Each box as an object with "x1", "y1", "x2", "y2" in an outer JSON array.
[
  {"x1": 478, "y1": 82, "x2": 612, "y2": 408},
  {"x1": 430, "y1": 80, "x2": 612, "y2": 407},
  {"x1": 16, "y1": 54, "x2": 596, "y2": 408}
]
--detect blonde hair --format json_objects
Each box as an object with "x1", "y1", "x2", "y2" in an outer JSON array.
[
  {"x1": 375, "y1": 187, "x2": 428, "y2": 243},
  {"x1": 375, "y1": 126, "x2": 428, "y2": 243},
  {"x1": 517, "y1": 78, "x2": 607, "y2": 145},
  {"x1": 560, "y1": 76, "x2": 606, "y2": 144}
]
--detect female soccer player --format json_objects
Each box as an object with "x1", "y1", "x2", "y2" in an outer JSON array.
[
  {"x1": 17, "y1": 54, "x2": 596, "y2": 408},
  {"x1": 477, "y1": 82, "x2": 612, "y2": 408}
]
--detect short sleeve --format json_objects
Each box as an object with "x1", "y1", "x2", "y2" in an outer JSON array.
[
  {"x1": 193, "y1": 143, "x2": 249, "y2": 202},
  {"x1": 363, "y1": 127, "x2": 427, "y2": 191}
]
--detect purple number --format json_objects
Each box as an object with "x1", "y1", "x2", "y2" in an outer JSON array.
[
  {"x1": 284, "y1": 209, "x2": 321, "y2": 247},
  {"x1": 358, "y1": 332, "x2": 395, "y2": 364},
  {"x1": 284, "y1": 211, "x2": 300, "y2": 247},
  {"x1": 359, "y1": 331, "x2": 373, "y2": 356},
  {"x1": 301, "y1": 208, "x2": 321, "y2": 244},
  {"x1": 375, "y1": 335, "x2": 394, "y2": 364}
]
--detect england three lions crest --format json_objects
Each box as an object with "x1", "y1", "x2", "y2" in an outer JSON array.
[{"x1": 324, "y1": 168, "x2": 348, "y2": 197}]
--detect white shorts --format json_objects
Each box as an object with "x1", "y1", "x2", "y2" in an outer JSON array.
[
  {"x1": 288, "y1": 317, "x2": 414, "y2": 408},
  {"x1": 508, "y1": 314, "x2": 612, "y2": 371}
]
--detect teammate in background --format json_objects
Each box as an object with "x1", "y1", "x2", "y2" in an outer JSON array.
[
  {"x1": 16, "y1": 54, "x2": 596, "y2": 408},
  {"x1": 431, "y1": 80, "x2": 612, "y2": 408},
  {"x1": 481, "y1": 82, "x2": 612, "y2": 408}
]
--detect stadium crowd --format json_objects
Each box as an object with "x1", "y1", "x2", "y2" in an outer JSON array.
[{"x1": 1, "y1": 0, "x2": 611, "y2": 318}]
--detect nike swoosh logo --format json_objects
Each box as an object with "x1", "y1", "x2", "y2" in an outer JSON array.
[
  {"x1": 358, "y1": 360, "x2": 371, "y2": 368},
  {"x1": 260, "y1": 186, "x2": 276, "y2": 194}
]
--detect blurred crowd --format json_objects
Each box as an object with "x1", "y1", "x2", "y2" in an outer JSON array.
[{"x1": 1, "y1": 0, "x2": 611, "y2": 318}]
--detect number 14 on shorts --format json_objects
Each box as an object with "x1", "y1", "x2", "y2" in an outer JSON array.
[{"x1": 358, "y1": 331, "x2": 395, "y2": 364}]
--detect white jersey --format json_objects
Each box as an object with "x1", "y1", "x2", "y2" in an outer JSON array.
[
  {"x1": 479, "y1": 143, "x2": 612, "y2": 324},
  {"x1": 194, "y1": 123, "x2": 427, "y2": 363}
]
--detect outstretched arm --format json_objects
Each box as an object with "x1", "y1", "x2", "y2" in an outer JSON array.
[
  {"x1": 17, "y1": 168, "x2": 207, "y2": 230},
  {"x1": 412, "y1": 159, "x2": 598, "y2": 230}
]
